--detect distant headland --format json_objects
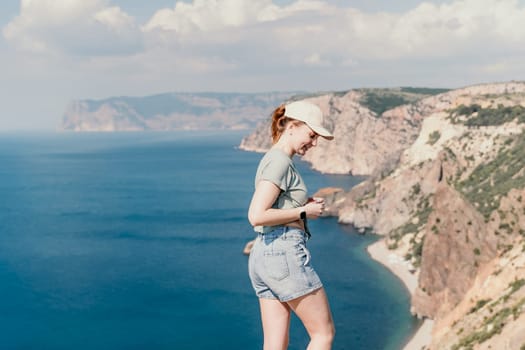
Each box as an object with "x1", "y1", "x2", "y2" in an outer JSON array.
[{"x1": 61, "y1": 91, "x2": 299, "y2": 132}]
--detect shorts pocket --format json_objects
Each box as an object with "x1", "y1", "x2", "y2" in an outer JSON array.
[
  {"x1": 264, "y1": 251, "x2": 289, "y2": 281},
  {"x1": 295, "y1": 243, "x2": 311, "y2": 267}
]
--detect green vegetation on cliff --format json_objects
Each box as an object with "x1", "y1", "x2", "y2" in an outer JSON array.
[
  {"x1": 449, "y1": 104, "x2": 525, "y2": 126},
  {"x1": 360, "y1": 91, "x2": 410, "y2": 116},
  {"x1": 452, "y1": 279, "x2": 525, "y2": 350},
  {"x1": 456, "y1": 131, "x2": 525, "y2": 220},
  {"x1": 358, "y1": 87, "x2": 448, "y2": 116},
  {"x1": 400, "y1": 87, "x2": 450, "y2": 95},
  {"x1": 427, "y1": 130, "x2": 441, "y2": 145},
  {"x1": 389, "y1": 193, "x2": 433, "y2": 267}
]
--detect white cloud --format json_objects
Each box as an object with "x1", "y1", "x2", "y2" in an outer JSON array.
[
  {"x1": 141, "y1": 0, "x2": 330, "y2": 34},
  {"x1": 138, "y1": 0, "x2": 525, "y2": 75},
  {"x1": 3, "y1": 0, "x2": 142, "y2": 55},
  {"x1": 2, "y1": 0, "x2": 525, "y2": 100},
  {"x1": 5, "y1": 0, "x2": 525, "y2": 64},
  {"x1": 94, "y1": 6, "x2": 135, "y2": 33},
  {"x1": 143, "y1": 0, "x2": 272, "y2": 34},
  {"x1": 356, "y1": 0, "x2": 525, "y2": 58}
]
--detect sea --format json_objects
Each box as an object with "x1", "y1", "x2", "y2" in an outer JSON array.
[{"x1": 0, "y1": 131, "x2": 419, "y2": 349}]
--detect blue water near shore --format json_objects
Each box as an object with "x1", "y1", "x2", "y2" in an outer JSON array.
[{"x1": 0, "y1": 131, "x2": 418, "y2": 349}]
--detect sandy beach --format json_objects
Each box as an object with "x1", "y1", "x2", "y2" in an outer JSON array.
[{"x1": 367, "y1": 239, "x2": 434, "y2": 350}]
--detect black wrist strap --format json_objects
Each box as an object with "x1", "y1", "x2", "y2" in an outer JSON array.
[{"x1": 300, "y1": 211, "x2": 311, "y2": 239}]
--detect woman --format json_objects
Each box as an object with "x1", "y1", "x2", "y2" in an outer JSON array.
[{"x1": 247, "y1": 100, "x2": 335, "y2": 350}]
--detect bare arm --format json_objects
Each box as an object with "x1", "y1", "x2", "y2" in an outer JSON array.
[{"x1": 248, "y1": 180, "x2": 324, "y2": 227}]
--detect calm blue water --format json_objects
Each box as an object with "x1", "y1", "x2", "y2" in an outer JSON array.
[{"x1": 0, "y1": 131, "x2": 418, "y2": 349}]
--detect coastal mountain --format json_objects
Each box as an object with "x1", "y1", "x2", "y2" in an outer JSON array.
[
  {"x1": 240, "y1": 81, "x2": 525, "y2": 349},
  {"x1": 61, "y1": 92, "x2": 297, "y2": 131}
]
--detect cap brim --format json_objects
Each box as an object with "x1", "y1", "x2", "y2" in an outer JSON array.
[{"x1": 308, "y1": 124, "x2": 334, "y2": 140}]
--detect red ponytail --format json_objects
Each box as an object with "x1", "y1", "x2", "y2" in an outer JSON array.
[{"x1": 270, "y1": 105, "x2": 290, "y2": 144}]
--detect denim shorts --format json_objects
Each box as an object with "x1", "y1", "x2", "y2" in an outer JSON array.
[{"x1": 248, "y1": 226, "x2": 323, "y2": 302}]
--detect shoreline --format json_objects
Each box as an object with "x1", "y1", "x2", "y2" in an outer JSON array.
[{"x1": 367, "y1": 239, "x2": 434, "y2": 350}]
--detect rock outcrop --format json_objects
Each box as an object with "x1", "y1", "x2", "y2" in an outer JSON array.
[{"x1": 412, "y1": 182, "x2": 497, "y2": 319}]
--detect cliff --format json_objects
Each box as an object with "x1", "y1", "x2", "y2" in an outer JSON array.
[
  {"x1": 241, "y1": 81, "x2": 525, "y2": 349},
  {"x1": 61, "y1": 92, "x2": 297, "y2": 131}
]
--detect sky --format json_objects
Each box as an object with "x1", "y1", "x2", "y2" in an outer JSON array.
[{"x1": 1, "y1": 0, "x2": 525, "y2": 130}]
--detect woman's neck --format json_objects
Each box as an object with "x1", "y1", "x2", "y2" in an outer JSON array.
[{"x1": 273, "y1": 137, "x2": 294, "y2": 157}]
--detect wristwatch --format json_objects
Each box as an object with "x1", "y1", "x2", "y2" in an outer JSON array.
[
  {"x1": 300, "y1": 210, "x2": 311, "y2": 239},
  {"x1": 300, "y1": 210, "x2": 307, "y2": 220}
]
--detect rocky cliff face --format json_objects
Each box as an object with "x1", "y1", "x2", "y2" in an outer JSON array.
[
  {"x1": 342, "y1": 82, "x2": 525, "y2": 349},
  {"x1": 427, "y1": 187, "x2": 525, "y2": 350},
  {"x1": 241, "y1": 81, "x2": 525, "y2": 349},
  {"x1": 412, "y1": 182, "x2": 498, "y2": 319},
  {"x1": 62, "y1": 92, "x2": 297, "y2": 131}
]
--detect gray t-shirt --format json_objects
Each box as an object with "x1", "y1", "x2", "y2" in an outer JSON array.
[{"x1": 253, "y1": 148, "x2": 308, "y2": 233}]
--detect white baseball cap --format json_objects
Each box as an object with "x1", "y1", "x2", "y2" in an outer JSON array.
[{"x1": 284, "y1": 101, "x2": 334, "y2": 140}]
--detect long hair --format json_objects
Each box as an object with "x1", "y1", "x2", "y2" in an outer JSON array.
[{"x1": 270, "y1": 104, "x2": 291, "y2": 144}]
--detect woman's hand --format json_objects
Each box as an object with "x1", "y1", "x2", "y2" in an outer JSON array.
[{"x1": 303, "y1": 197, "x2": 325, "y2": 219}]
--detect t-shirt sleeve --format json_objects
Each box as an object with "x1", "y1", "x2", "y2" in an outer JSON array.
[{"x1": 258, "y1": 154, "x2": 290, "y2": 191}]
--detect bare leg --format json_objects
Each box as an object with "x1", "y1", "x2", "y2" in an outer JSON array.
[
  {"x1": 287, "y1": 288, "x2": 335, "y2": 350},
  {"x1": 259, "y1": 298, "x2": 291, "y2": 350}
]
